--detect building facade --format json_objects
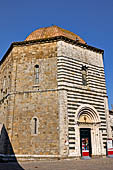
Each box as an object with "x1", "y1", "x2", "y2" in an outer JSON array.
[{"x1": 0, "y1": 25, "x2": 112, "y2": 160}]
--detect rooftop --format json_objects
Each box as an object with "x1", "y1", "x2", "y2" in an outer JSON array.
[{"x1": 25, "y1": 25, "x2": 86, "y2": 44}]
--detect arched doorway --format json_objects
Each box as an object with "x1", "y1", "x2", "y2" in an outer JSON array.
[{"x1": 74, "y1": 104, "x2": 103, "y2": 157}]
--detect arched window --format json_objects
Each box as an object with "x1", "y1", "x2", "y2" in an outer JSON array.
[
  {"x1": 82, "y1": 65, "x2": 87, "y2": 86},
  {"x1": 34, "y1": 65, "x2": 39, "y2": 84},
  {"x1": 31, "y1": 117, "x2": 39, "y2": 135},
  {"x1": 33, "y1": 118, "x2": 37, "y2": 134},
  {"x1": 3, "y1": 76, "x2": 6, "y2": 87}
]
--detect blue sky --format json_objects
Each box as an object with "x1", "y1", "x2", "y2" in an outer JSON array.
[{"x1": 0, "y1": 0, "x2": 113, "y2": 109}]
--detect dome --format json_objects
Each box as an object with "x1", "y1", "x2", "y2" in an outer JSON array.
[{"x1": 25, "y1": 25, "x2": 86, "y2": 44}]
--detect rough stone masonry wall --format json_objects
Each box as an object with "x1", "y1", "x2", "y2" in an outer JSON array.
[
  {"x1": 11, "y1": 42, "x2": 57, "y2": 92},
  {"x1": 57, "y1": 41, "x2": 108, "y2": 155},
  {"x1": 0, "y1": 51, "x2": 14, "y2": 133},
  {"x1": 0, "y1": 52, "x2": 13, "y2": 100},
  {"x1": 11, "y1": 91, "x2": 59, "y2": 156},
  {"x1": 0, "y1": 51, "x2": 15, "y2": 156},
  {"x1": 0, "y1": 41, "x2": 60, "y2": 157}
]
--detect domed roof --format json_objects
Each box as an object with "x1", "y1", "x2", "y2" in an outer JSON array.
[{"x1": 25, "y1": 25, "x2": 86, "y2": 44}]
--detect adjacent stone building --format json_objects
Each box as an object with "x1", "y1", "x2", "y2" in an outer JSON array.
[{"x1": 0, "y1": 25, "x2": 112, "y2": 160}]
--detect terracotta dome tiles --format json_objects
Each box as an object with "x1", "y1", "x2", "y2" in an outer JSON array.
[{"x1": 25, "y1": 25, "x2": 86, "y2": 44}]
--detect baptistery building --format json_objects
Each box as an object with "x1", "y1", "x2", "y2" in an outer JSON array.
[{"x1": 0, "y1": 25, "x2": 112, "y2": 160}]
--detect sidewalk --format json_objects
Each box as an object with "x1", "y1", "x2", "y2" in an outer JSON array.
[{"x1": 0, "y1": 157, "x2": 113, "y2": 170}]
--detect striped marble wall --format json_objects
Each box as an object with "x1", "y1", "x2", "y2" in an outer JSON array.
[{"x1": 57, "y1": 41, "x2": 108, "y2": 156}]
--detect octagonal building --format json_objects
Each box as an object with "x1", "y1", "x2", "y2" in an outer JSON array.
[{"x1": 0, "y1": 25, "x2": 112, "y2": 160}]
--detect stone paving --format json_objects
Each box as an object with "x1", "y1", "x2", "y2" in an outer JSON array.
[{"x1": 0, "y1": 158, "x2": 113, "y2": 170}]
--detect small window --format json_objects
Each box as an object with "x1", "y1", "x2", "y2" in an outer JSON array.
[
  {"x1": 3, "y1": 76, "x2": 6, "y2": 87},
  {"x1": 82, "y1": 65, "x2": 87, "y2": 86},
  {"x1": 31, "y1": 117, "x2": 39, "y2": 135},
  {"x1": 34, "y1": 65, "x2": 39, "y2": 84},
  {"x1": 33, "y1": 118, "x2": 37, "y2": 134}
]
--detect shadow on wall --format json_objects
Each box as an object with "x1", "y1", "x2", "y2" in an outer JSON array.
[{"x1": 0, "y1": 124, "x2": 24, "y2": 170}]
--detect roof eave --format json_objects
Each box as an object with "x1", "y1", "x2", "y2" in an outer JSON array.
[{"x1": 0, "y1": 36, "x2": 104, "y2": 65}]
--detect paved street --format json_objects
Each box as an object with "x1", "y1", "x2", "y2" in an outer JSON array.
[{"x1": 0, "y1": 157, "x2": 113, "y2": 170}]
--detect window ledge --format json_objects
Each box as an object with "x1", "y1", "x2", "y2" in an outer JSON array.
[
  {"x1": 31, "y1": 134, "x2": 39, "y2": 136},
  {"x1": 32, "y1": 84, "x2": 39, "y2": 88}
]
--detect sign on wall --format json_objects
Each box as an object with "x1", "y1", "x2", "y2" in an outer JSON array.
[{"x1": 107, "y1": 139, "x2": 113, "y2": 157}]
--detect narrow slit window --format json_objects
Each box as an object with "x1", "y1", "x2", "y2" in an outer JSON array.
[
  {"x1": 35, "y1": 65, "x2": 39, "y2": 83},
  {"x1": 3, "y1": 76, "x2": 6, "y2": 87},
  {"x1": 33, "y1": 118, "x2": 37, "y2": 134},
  {"x1": 82, "y1": 65, "x2": 87, "y2": 86}
]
